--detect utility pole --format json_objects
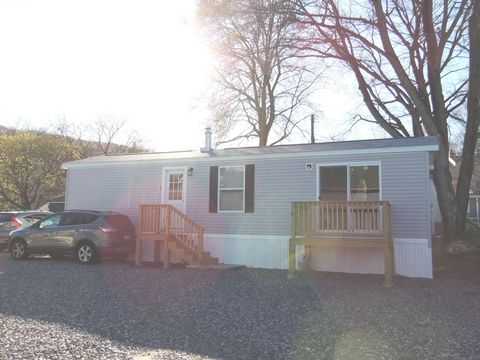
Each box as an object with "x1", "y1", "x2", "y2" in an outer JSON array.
[{"x1": 310, "y1": 114, "x2": 315, "y2": 144}]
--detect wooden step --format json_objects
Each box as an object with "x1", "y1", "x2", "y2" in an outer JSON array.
[
  {"x1": 137, "y1": 233, "x2": 169, "y2": 241},
  {"x1": 199, "y1": 257, "x2": 219, "y2": 266},
  {"x1": 169, "y1": 246, "x2": 219, "y2": 266},
  {"x1": 166, "y1": 232, "x2": 218, "y2": 266},
  {"x1": 168, "y1": 243, "x2": 196, "y2": 257}
]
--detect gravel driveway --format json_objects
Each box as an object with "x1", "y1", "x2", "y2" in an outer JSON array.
[{"x1": 0, "y1": 252, "x2": 479, "y2": 360}]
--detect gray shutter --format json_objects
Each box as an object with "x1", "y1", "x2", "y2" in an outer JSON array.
[
  {"x1": 245, "y1": 164, "x2": 254, "y2": 213},
  {"x1": 209, "y1": 166, "x2": 218, "y2": 213}
]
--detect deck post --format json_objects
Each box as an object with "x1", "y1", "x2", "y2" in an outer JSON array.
[
  {"x1": 384, "y1": 243, "x2": 394, "y2": 286},
  {"x1": 134, "y1": 237, "x2": 142, "y2": 266},
  {"x1": 134, "y1": 205, "x2": 143, "y2": 266},
  {"x1": 198, "y1": 229, "x2": 204, "y2": 262},
  {"x1": 289, "y1": 238, "x2": 296, "y2": 272},
  {"x1": 153, "y1": 241, "x2": 161, "y2": 264},
  {"x1": 289, "y1": 203, "x2": 297, "y2": 272},
  {"x1": 383, "y1": 203, "x2": 394, "y2": 286},
  {"x1": 164, "y1": 206, "x2": 171, "y2": 268},
  {"x1": 165, "y1": 243, "x2": 170, "y2": 269}
]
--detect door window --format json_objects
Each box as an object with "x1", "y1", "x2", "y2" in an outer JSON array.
[
  {"x1": 39, "y1": 214, "x2": 62, "y2": 229},
  {"x1": 168, "y1": 173, "x2": 184, "y2": 201}
]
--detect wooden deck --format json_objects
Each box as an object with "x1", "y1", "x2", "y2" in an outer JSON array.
[
  {"x1": 134, "y1": 204, "x2": 218, "y2": 267},
  {"x1": 289, "y1": 201, "x2": 394, "y2": 285}
]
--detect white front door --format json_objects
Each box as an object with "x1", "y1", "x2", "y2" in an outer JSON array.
[{"x1": 163, "y1": 169, "x2": 186, "y2": 212}]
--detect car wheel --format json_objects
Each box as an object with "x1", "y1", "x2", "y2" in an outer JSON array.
[
  {"x1": 76, "y1": 242, "x2": 96, "y2": 264},
  {"x1": 10, "y1": 239, "x2": 29, "y2": 260}
]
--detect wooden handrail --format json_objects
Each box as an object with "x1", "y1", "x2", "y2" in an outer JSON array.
[
  {"x1": 168, "y1": 205, "x2": 205, "y2": 261},
  {"x1": 139, "y1": 204, "x2": 205, "y2": 261}
]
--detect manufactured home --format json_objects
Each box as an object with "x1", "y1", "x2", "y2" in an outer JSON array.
[{"x1": 62, "y1": 134, "x2": 439, "y2": 279}]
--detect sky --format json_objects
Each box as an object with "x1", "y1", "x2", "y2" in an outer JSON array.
[{"x1": 0, "y1": 0, "x2": 368, "y2": 152}]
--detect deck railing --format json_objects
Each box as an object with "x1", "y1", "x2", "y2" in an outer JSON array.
[
  {"x1": 291, "y1": 200, "x2": 391, "y2": 239},
  {"x1": 138, "y1": 204, "x2": 204, "y2": 260},
  {"x1": 289, "y1": 200, "x2": 394, "y2": 285}
]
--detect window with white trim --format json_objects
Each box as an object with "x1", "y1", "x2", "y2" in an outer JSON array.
[
  {"x1": 319, "y1": 164, "x2": 380, "y2": 201},
  {"x1": 218, "y1": 166, "x2": 245, "y2": 211}
]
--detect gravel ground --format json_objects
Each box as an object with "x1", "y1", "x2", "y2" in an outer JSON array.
[{"x1": 0, "y1": 252, "x2": 479, "y2": 360}]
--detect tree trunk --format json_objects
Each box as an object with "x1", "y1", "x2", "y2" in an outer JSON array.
[
  {"x1": 455, "y1": 0, "x2": 480, "y2": 231},
  {"x1": 258, "y1": 119, "x2": 268, "y2": 146},
  {"x1": 258, "y1": 134, "x2": 268, "y2": 147},
  {"x1": 432, "y1": 141, "x2": 460, "y2": 241}
]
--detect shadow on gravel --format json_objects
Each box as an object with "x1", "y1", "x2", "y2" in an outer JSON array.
[
  {"x1": 0, "y1": 254, "x2": 343, "y2": 359},
  {"x1": 2, "y1": 254, "x2": 480, "y2": 359}
]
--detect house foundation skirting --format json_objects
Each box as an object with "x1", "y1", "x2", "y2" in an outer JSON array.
[{"x1": 139, "y1": 234, "x2": 432, "y2": 279}]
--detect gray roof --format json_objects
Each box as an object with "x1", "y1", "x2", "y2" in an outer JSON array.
[{"x1": 63, "y1": 136, "x2": 439, "y2": 168}]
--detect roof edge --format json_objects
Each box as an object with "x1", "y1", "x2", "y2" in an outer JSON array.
[{"x1": 62, "y1": 141, "x2": 439, "y2": 169}]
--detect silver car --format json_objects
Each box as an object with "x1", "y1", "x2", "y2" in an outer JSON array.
[
  {"x1": 0, "y1": 211, "x2": 52, "y2": 250},
  {"x1": 8, "y1": 210, "x2": 136, "y2": 264}
]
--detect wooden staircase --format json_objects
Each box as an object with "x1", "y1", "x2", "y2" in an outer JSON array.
[
  {"x1": 135, "y1": 204, "x2": 219, "y2": 267},
  {"x1": 167, "y1": 234, "x2": 219, "y2": 266}
]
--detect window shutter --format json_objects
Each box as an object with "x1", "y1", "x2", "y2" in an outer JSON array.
[
  {"x1": 209, "y1": 166, "x2": 218, "y2": 213},
  {"x1": 245, "y1": 164, "x2": 255, "y2": 213}
]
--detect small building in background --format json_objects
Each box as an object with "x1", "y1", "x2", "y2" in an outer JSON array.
[{"x1": 37, "y1": 196, "x2": 65, "y2": 213}]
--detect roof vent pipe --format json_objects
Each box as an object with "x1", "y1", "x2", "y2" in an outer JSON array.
[{"x1": 200, "y1": 127, "x2": 212, "y2": 153}]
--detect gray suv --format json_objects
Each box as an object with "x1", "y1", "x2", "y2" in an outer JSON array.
[{"x1": 8, "y1": 210, "x2": 136, "y2": 264}]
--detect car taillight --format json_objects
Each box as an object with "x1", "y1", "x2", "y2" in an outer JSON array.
[
  {"x1": 10, "y1": 217, "x2": 22, "y2": 228},
  {"x1": 98, "y1": 225, "x2": 117, "y2": 233}
]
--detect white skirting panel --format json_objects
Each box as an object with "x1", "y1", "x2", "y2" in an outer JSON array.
[
  {"x1": 140, "y1": 240, "x2": 156, "y2": 262},
  {"x1": 309, "y1": 238, "x2": 433, "y2": 279},
  {"x1": 309, "y1": 247, "x2": 385, "y2": 275},
  {"x1": 204, "y1": 234, "x2": 293, "y2": 269},
  {"x1": 394, "y1": 238, "x2": 433, "y2": 278},
  {"x1": 141, "y1": 234, "x2": 433, "y2": 279}
]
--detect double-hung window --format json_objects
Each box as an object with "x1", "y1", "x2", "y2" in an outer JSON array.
[{"x1": 218, "y1": 166, "x2": 245, "y2": 211}]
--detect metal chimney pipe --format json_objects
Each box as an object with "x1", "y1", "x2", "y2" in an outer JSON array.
[
  {"x1": 205, "y1": 127, "x2": 212, "y2": 149},
  {"x1": 201, "y1": 127, "x2": 212, "y2": 153},
  {"x1": 310, "y1": 114, "x2": 315, "y2": 144}
]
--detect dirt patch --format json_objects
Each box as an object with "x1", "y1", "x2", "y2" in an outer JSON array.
[{"x1": 433, "y1": 250, "x2": 480, "y2": 281}]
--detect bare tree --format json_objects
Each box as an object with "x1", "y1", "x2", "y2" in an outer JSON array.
[
  {"x1": 295, "y1": 0, "x2": 478, "y2": 241},
  {"x1": 51, "y1": 116, "x2": 96, "y2": 158},
  {"x1": 198, "y1": 0, "x2": 321, "y2": 147},
  {"x1": 88, "y1": 116, "x2": 144, "y2": 155},
  {"x1": 52, "y1": 116, "x2": 145, "y2": 157},
  {"x1": 88, "y1": 116, "x2": 127, "y2": 155}
]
